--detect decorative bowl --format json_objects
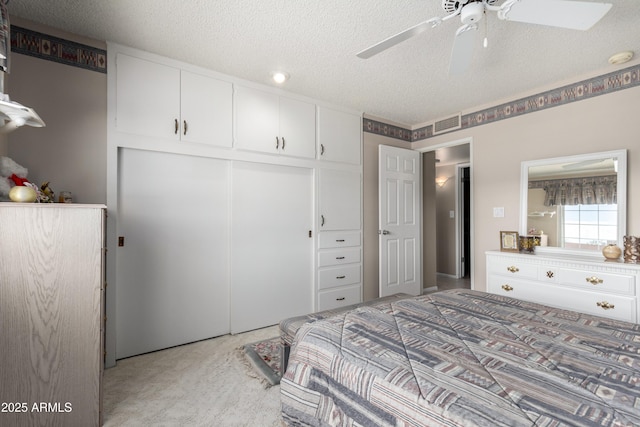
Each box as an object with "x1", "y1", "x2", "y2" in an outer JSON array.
[{"x1": 9, "y1": 186, "x2": 37, "y2": 203}]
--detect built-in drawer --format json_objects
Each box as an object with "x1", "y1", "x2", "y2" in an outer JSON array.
[
  {"x1": 318, "y1": 231, "x2": 361, "y2": 249},
  {"x1": 487, "y1": 257, "x2": 538, "y2": 280},
  {"x1": 318, "y1": 264, "x2": 361, "y2": 290},
  {"x1": 488, "y1": 274, "x2": 636, "y2": 323},
  {"x1": 318, "y1": 247, "x2": 361, "y2": 267},
  {"x1": 317, "y1": 284, "x2": 361, "y2": 311},
  {"x1": 556, "y1": 268, "x2": 635, "y2": 296}
]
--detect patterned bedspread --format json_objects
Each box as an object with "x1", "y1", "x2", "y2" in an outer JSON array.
[{"x1": 281, "y1": 289, "x2": 640, "y2": 426}]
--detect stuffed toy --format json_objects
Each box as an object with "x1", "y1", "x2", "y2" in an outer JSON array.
[
  {"x1": 0, "y1": 156, "x2": 54, "y2": 202},
  {"x1": 0, "y1": 156, "x2": 28, "y2": 202}
]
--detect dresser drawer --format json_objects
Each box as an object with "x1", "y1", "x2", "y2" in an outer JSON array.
[
  {"x1": 318, "y1": 231, "x2": 361, "y2": 249},
  {"x1": 317, "y1": 284, "x2": 361, "y2": 311},
  {"x1": 488, "y1": 275, "x2": 636, "y2": 323},
  {"x1": 318, "y1": 247, "x2": 361, "y2": 267},
  {"x1": 556, "y1": 268, "x2": 635, "y2": 296},
  {"x1": 487, "y1": 258, "x2": 538, "y2": 279},
  {"x1": 318, "y1": 264, "x2": 361, "y2": 290}
]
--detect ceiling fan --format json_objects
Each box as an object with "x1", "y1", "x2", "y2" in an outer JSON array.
[{"x1": 356, "y1": 0, "x2": 612, "y2": 75}]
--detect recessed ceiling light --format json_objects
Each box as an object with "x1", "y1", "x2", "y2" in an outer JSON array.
[
  {"x1": 272, "y1": 72, "x2": 289, "y2": 84},
  {"x1": 608, "y1": 51, "x2": 633, "y2": 65}
]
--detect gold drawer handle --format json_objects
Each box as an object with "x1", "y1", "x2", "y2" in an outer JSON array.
[
  {"x1": 506, "y1": 266, "x2": 519, "y2": 273},
  {"x1": 586, "y1": 276, "x2": 604, "y2": 285},
  {"x1": 501, "y1": 284, "x2": 514, "y2": 292},
  {"x1": 597, "y1": 301, "x2": 615, "y2": 310}
]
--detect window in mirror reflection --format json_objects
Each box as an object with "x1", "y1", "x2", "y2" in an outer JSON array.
[
  {"x1": 562, "y1": 204, "x2": 617, "y2": 250},
  {"x1": 528, "y1": 173, "x2": 617, "y2": 250}
]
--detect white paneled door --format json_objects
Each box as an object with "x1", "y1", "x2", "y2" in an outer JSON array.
[
  {"x1": 379, "y1": 145, "x2": 422, "y2": 297},
  {"x1": 116, "y1": 148, "x2": 230, "y2": 359},
  {"x1": 230, "y1": 162, "x2": 314, "y2": 333}
]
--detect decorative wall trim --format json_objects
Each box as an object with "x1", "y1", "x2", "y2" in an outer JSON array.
[
  {"x1": 362, "y1": 118, "x2": 412, "y2": 142},
  {"x1": 10, "y1": 25, "x2": 107, "y2": 74},
  {"x1": 365, "y1": 63, "x2": 640, "y2": 143}
]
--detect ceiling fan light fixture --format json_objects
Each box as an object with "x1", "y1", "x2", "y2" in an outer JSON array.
[
  {"x1": 271, "y1": 71, "x2": 289, "y2": 84},
  {"x1": 608, "y1": 51, "x2": 633, "y2": 65}
]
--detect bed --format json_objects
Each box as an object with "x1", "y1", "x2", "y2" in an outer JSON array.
[{"x1": 280, "y1": 289, "x2": 640, "y2": 426}]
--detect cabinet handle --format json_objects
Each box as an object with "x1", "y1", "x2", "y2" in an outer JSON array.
[
  {"x1": 336, "y1": 256, "x2": 345, "y2": 260},
  {"x1": 321, "y1": 215, "x2": 325, "y2": 226},
  {"x1": 597, "y1": 301, "x2": 615, "y2": 310},
  {"x1": 336, "y1": 297, "x2": 345, "y2": 301},
  {"x1": 183, "y1": 120, "x2": 188, "y2": 135},
  {"x1": 276, "y1": 136, "x2": 280, "y2": 149},
  {"x1": 320, "y1": 144, "x2": 325, "y2": 155},
  {"x1": 174, "y1": 118, "x2": 179, "y2": 134},
  {"x1": 586, "y1": 276, "x2": 603, "y2": 285},
  {"x1": 282, "y1": 137, "x2": 285, "y2": 150},
  {"x1": 336, "y1": 275, "x2": 346, "y2": 279},
  {"x1": 336, "y1": 239, "x2": 345, "y2": 242},
  {"x1": 506, "y1": 266, "x2": 519, "y2": 273},
  {"x1": 501, "y1": 284, "x2": 514, "y2": 292}
]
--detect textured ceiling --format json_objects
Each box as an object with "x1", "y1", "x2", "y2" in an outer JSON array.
[{"x1": 7, "y1": 0, "x2": 640, "y2": 127}]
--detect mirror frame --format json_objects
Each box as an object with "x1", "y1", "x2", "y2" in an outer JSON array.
[{"x1": 519, "y1": 149, "x2": 627, "y2": 258}]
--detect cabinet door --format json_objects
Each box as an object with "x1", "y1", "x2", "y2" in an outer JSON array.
[
  {"x1": 116, "y1": 149, "x2": 230, "y2": 359},
  {"x1": 234, "y1": 86, "x2": 280, "y2": 154},
  {"x1": 180, "y1": 70, "x2": 232, "y2": 147},
  {"x1": 279, "y1": 96, "x2": 316, "y2": 158},
  {"x1": 116, "y1": 53, "x2": 180, "y2": 139},
  {"x1": 317, "y1": 106, "x2": 361, "y2": 164},
  {"x1": 231, "y1": 162, "x2": 313, "y2": 333},
  {"x1": 318, "y1": 169, "x2": 361, "y2": 230}
]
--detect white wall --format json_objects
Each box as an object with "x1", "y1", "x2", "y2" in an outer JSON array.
[{"x1": 5, "y1": 18, "x2": 107, "y2": 204}]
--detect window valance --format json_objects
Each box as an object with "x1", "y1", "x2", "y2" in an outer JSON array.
[{"x1": 528, "y1": 175, "x2": 616, "y2": 206}]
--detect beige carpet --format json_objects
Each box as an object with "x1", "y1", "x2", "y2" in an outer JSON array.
[{"x1": 103, "y1": 325, "x2": 282, "y2": 426}]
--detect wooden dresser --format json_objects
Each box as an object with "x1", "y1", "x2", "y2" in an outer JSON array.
[
  {"x1": 0, "y1": 203, "x2": 105, "y2": 426},
  {"x1": 486, "y1": 250, "x2": 639, "y2": 323}
]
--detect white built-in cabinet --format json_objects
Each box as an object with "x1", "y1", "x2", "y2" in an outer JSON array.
[
  {"x1": 116, "y1": 149, "x2": 230, "y2": 359},
  {"x1": 318, "y1": 168, "x2": 361, "y2": 231},
  {"x1": 235, "y1": 85, "x2": 316, "y2": 158},
  {"x1": 107, "y1": 44, "x2": 362, "y2": 362},
  {"x1": 115, "y1": 53, "x2": 232, "y2": 147},
  {"x1": 317, "y1": 105, "x2": 362, "y2": 164},
  {"x1": 230, "y1": 162, "x2": 314, "y2": 333}
]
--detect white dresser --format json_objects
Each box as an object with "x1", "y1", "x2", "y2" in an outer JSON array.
[
  {"x1": 486, "y1": 250, "x2": 639, "y2": 323},
  {"x1": 317, "y1": 231, "x2": 362, "y2": 310}
]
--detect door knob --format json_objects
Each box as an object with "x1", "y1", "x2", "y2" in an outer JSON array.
[{"x1": 378, "y1": 230, "x2": 390, "y2": 235}]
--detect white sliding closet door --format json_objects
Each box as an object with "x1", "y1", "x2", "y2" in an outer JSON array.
[
  {"x1": 117, "y1": 148, "x2": 230, "y2": 359},
  {"x1": 231, "y1": 162, "x2": 313, "y2": 333}
]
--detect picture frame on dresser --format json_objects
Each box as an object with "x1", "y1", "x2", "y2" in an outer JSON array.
[{"x1": 500, "y1": 231, "x2": 519, "y2": 252}]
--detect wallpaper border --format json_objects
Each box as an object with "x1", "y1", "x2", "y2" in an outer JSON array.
[
  {"x1": 10, "y1": 25, "x2": 107, "y2": 74},
  {"x1": 366, "y1": 63, "x2": 640, "y2": 143}
]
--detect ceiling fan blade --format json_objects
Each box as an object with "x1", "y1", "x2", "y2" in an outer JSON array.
[
  {"x1": 449, "y1": 24, "x2": 478, "y2": 76},
  {"x1": 500, "y1": 0, "x2": 612, "y2": 31},
  {"x1": 356, "y1": 19, "x2": 435, "y2": 59}
]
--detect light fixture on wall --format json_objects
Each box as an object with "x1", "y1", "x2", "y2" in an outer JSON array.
[
  {"x1": 271, "y1": 71, "x2": 290, "y2": 84},
  {"x1": 0, "y1": 0, "x2": 45, "y2": 133},
  {"x1": 608, "y1": 51, "x2": 633, "y2": 65},
  {"x1": 435, "y1": 176, "x2": 450, "y2": 187}
]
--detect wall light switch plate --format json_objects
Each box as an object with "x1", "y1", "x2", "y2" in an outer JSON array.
[
  {"x1": 493, "y1": 207, "x2": 505, "y2": 218},
  {"x1": 449, "y1": 210, "x2": 455, "y2": 218}
]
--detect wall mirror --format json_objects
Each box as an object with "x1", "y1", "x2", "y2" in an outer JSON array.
[{"x1": 520, "y1": 149, "x2": 627, "y2": 256}]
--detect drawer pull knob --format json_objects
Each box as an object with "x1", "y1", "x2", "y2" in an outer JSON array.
[
  {"x1": 501, "y1": 284, "x2": 514, "y2": 292},
  {"x1": 336, "y1": 275, "x2": 346, "y2": 279},
  {"x1": 336, "y1": 256, "x2": 345, "y2": 260},
  {"x1": 597, "y1": 301, "x2": 615, "y2": 310},
  {"x1": 336, "y1": 297, "x2": 345, "y2": 301},
  {"x1": 507, "y1": 266, "x2": 519, "y2": 273},
  {"x1": 586, "y1": 276, "x2": 603, "y2": 285}
]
